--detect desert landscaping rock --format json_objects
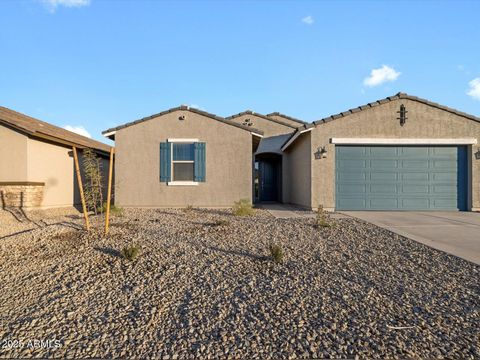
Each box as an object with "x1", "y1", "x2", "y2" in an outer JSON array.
[{"x1": 0, "y1": 207, "x2": 478, "y2": 359}]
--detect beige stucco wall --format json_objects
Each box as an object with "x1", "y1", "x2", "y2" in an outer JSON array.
[
  {"x1": 309, "y1": 99, "x2": 480, "y2": 210},
  {"x1": 114, "y1": 110, "x2": 253, "y2": 207},
  {"x1": 27, "y1": 137, "x2": 76, "y2": 208},
  {"x1": 0, "y1": 124, "x2": 28, "y2": 181},
  {"x1": 228, "y1": 114, "x2": 295, "y2": 137},
  {"x1": 283, "y1": 132, "x2": 312, "y2": 208}
]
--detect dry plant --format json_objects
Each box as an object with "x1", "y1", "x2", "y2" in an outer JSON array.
[{"x1": 83, "y1": 148, "x2": 104, "y2": 215}]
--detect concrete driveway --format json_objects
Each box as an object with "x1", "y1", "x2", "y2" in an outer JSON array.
[{"x1": 341, "y1": 211, "x2": 480, "y2": 265}]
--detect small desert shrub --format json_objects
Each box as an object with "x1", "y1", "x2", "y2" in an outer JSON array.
[
  {"x1": 269, "y1": 243, "x2": 284, "y2": 264},
  {"x1": 232, "y1": 199, "x2": 255, "y2": 216},
  {"x1": 183, "y1": 204, "x2": 194, "y2": 213},
  {"x1": 99, "y1": 202, "x2": 124, "y2": 216},
  {"x1": 121, "y1": 244, "x2": 142, "y2": 261},
  {"x1": 316, "y1": 205, "x2": 332, "y2": 228}
]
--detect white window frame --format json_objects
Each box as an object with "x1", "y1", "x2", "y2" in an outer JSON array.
[{"x1": 167, "y1": 139, "x2": 199, "y2": 186}]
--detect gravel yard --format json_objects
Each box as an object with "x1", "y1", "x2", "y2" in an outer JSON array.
[{"x1": 0, "y1": 207, "x2": 478, "y2": 359}]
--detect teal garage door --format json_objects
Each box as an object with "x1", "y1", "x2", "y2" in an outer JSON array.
[{"x1": 335, "y1": 146, "x2": 467, "y2": 210}]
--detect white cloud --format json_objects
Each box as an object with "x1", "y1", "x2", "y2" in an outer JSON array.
[
  {"x1": 188, "y1": 104, "x2": 205, "y2": 111},
  {"x1": 41, "y1": 0, "x2": 90, "y2": 12},
  {"x1": 363, "y1": 65, "x2": 401, "y2": 87},
  {"x1": 467, "y1": 78, "x2": 480, "y2": 100},
  {"x1": 301, "y1": 15, "x2": 314, "y2": 25},
  {"x1": 64, "y1": 125, "x2": 92, "y2": 138}
]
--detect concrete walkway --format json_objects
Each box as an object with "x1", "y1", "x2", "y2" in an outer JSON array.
[
  {"x1": 258, "y1": 203, "x2": 308, "y2": 219},
  {"x1": 342, "y1": 211, "x2": 480, "y2": 265}
]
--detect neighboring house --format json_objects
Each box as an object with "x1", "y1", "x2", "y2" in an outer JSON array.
[
  {"x1": 0, "y1": 107, "x2": 112, "y2": 209},
  {"x1": 104, "y1": 92, "x2": 480, "y2": 211}
]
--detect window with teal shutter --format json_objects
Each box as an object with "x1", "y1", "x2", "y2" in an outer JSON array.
[
  {"x1": 161, "y1": 141, "x2": 206, "y2": 183},
  {"x1": 159, "y1": 142, "x2": 171, "y2": 182},
  {"x1": 194, "y1": 142, "x2": 206, "y2": 182}
]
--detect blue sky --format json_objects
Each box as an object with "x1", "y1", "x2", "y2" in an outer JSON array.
[{"x1": 1, "y1": 0, "x2": 480, "y2": 143}]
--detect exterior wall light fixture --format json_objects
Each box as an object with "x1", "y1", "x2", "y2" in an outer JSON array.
[
  {"x1": 314, "y1": 146, "x2": 327, "y2": 160},
  {"x1": 475, "y1": 148, "x2": 480, "y2": 160}
]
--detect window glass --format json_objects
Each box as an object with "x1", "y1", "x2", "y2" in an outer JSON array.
[
  {"x1": 173, "y1": 143, "x2": 194, "y2": 161},
  {"x1": 173, "y1": 162, "x2": 194, "y2": 181}
]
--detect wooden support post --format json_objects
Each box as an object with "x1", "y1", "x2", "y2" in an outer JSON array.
[
  {"x1": 73, "y1": 146, "x2": 90, "y2": 231},
  {"x1": 105, "y1": 147, "x2": 114, "y2": 235}
]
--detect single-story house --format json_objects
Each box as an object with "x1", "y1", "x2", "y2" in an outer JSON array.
[
  {"x1": 0, "y1": 106, "x2": 112, "y2": 209},
  {"x1": 103, "y1": 93, "x2": 480, "y2": 211}
]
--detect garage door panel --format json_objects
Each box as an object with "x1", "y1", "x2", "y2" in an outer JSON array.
[
  {"x1": 338, "y1": 159, "x2": 366, "y2": 169},
  {"x1": 432, "y1": 199, "x2": 458, "y2": 209},
  {"x1": 369, "y1": 198, "x2": 399, "y2": 209},
  {"x1": 402, "y1": 160, "x2": 429, "y2": 169},
  {"x1": 337, "y1": 171, "x2": 367, "y2": 182},
  {"x1": 337, "y1": 198, "x2": 366, "y2": 210},
  {"x1": 337, "y1": 184, "x2": 366, "y2": 194},
  {"x1": 401, "y1": 184, "x2": 430, "y2": 194},
  {"x1": 433, "y1": 160, "x2": 457, "y2": 169},
  {"x1": 370, "y1": 184, "x2": 397, "y2": 193},
  {"x1": 432, "y1": 185, "x2": 457, "y2": 193},
  {"x1": 433, "y1": 147, "x2": 457, "y2": 156},
  {"x1": 401, "y1": 147, "x2": 430, "y2": 157},
  {"x1": 371, "y1": 159, "x2": 398, "y2": 169},
  {"x1": 401, "y1": 198, "x2": 431, "y2": 209},
  {"x1": 335, "y1": 145, "x2": 467, "y2": 211},
  {"x1": 370, "y1": 147, "x2": 398, "y2": 157},
  {"x1": 371, "y1": 172, "x2": 398, "y2": 181},
  {"x1": 402, "y1": 172, "x2": 429, "y2": 181},
  {"x1": 432, "y1": 172, "x2": 456, "y2": 181},
  {"x1": 336, "y1": 146, "x2": 366, "y2": 157}
]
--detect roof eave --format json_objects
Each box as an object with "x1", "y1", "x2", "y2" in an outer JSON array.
[{"x1": 102, "y1": 106, "x2": 264, "y2": 136}]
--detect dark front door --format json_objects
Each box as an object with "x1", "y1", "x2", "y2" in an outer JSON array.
[{"x1": 260, "y1": 160, "x2": 277, "y2": 202}]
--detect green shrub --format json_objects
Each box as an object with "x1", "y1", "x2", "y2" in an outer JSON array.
[
  {"x1": 121, "y1": 244, "x2": 142, "y2": 261},
  {"x1": 232, "y1": 199, "x2": 255, "y2": 216},
  {"x1": 100, "y1": 202, "x2": 124, "y2": 216},
  {"x1": 269, "y1": 243, "x2": 284, "y2": 264},
  {"x1": 316, "y1": 205, "x2": 332, "y2": 228}
]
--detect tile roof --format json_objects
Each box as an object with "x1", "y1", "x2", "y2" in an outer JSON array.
[
  {"x1": 282, "y1": 92, "x2": 480, "y2": 150},
  {"x1": 313, "y1": 92, "x2": 480, "y2": 125},
  {"x1": 226, "y1": 110, "x2": 301, "y2": 129},
  {"x1": 102, "y1": 106, "x2": 264, "y2": 137},
  {"x1": 266, "y1": 112, "x2": 308, "y2": 125},
  {"x1": 0, "y1": 106, "x2": 111, "y2": 153}
]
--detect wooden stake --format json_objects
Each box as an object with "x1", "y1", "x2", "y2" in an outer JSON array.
[
  {"x1": 73, "y1": 146, "x2": 90, "y2": 231},
  {"x1": 105, "y1": 147, "x2": 114, "y2": 235}
]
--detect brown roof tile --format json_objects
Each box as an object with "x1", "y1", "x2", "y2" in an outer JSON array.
[
  {"x1": 226, "y1": 110, "x2": 300, "y2": 129},
  {"x1": 283, "y1": 92, "x2": 480, "y2": 150},
  {"x1": 0, "y1": 106, "x2": 111, "y2": 153},
  {"x1": 312, "y1": 92, "x2": 480, "y2": 126},
  {"x1": 265, "y1": 112, "x2": 308, "y2": 125},
  {"x1": 103, "y1": 106, "x2": 264, "y2": 137}
]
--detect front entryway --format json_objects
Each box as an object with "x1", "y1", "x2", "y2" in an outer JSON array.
[
  {"x1": 255, "y1": 153, "x2": 282, "y2": 203},
  {"x1": 335, "y1": 145, "x2": 468, "y2": 211}
]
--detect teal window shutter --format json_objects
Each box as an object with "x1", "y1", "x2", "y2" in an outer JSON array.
[
  {"x1": 160, "y1": 142, "x2": 171, "y2": 182},
  {"x1": 194, "y1": 142, "x2": 206, "y2": 182}
]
